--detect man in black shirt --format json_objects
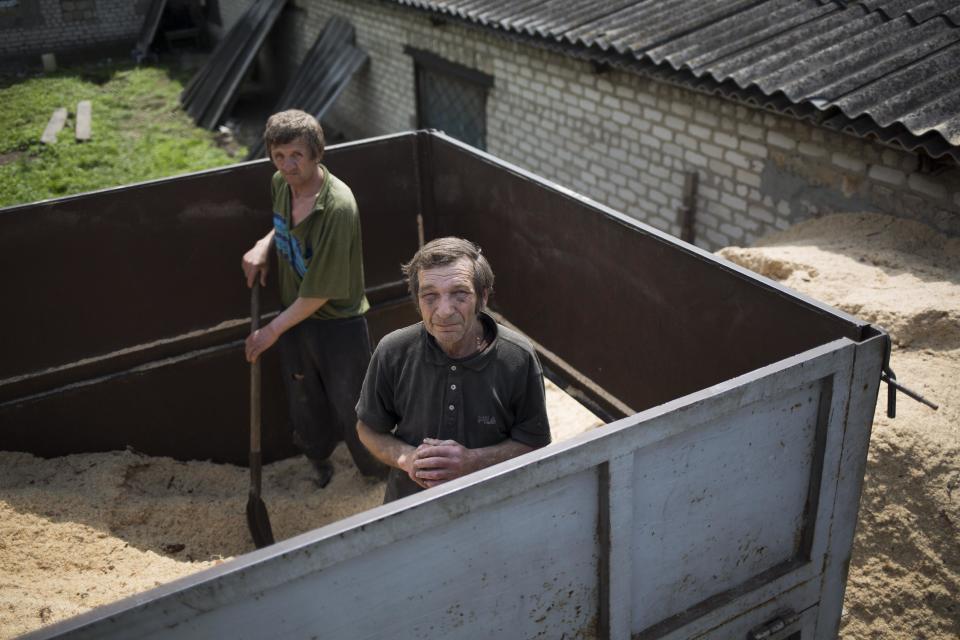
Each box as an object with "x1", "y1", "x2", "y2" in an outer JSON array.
[{"x1": 356, "y1": 237, "x2": 551, "y2": 502}]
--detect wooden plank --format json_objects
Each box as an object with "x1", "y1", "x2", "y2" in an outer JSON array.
[
  {"x1": 75, "y1": 101, "x2": 91, "y2": 141},
  {"x1": 41, "y1": 108, "x2": 67, "y2": 144}
]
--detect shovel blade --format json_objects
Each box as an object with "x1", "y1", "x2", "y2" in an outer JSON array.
[{"x1": 246, "y1": 494, "x2": 275, "y2": 549}]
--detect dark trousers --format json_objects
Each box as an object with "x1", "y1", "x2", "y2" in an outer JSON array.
[{"x1": 278, "y1": 315, "x2": 385, "y2": 477}]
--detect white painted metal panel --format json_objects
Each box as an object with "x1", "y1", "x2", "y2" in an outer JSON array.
[
  {"x1": 41, "y1": 469, "x2": 601, "y2": 640},
  {"x1": 28, "y1": 336, "x2": 882, "y2": 640},
  {"x1": 630, "y1": 380, "x2": 823, "y2": 631},
  {"x1": 814, "y1": 332, "x2": 886, "y2": 638},
  {"x1": 700, "y1": 599, "x2": 818, "y2": 639}
]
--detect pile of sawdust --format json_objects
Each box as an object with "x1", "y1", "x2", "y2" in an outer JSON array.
[
  {"x1": 719, "y1": 212, "x2": 959, "y2": 639},
  {"x1": 6, "y1": 211, "x2": 955, "y2": 639},
  {"x1": 0, "y1": 379, "x2": 601, "y2": 638}
]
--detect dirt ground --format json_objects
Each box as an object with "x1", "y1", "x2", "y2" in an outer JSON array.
[
  {"x1": 2, "y1": 212, "x2": 957, "y2": 638},
  {"x1": 0, "y1": 379, "x2": 602, "y2": 638},
  {"x1": 719, "y1": 213, "x2": 959, "y2": 639}
]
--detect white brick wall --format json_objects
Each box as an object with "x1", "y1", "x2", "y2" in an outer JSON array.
[{"x1": 273, "y1": 0, "x2": 960, "y2": 249}]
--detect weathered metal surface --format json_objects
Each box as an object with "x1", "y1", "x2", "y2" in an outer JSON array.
[
  {"x1": 132, "y1": 0, "x2": 168, "y2": 61},
  {"x1": 814, "y1": 329, "x2": 886, "y2": 639},
  {"x1": 181, "y1": 0, "x2": 287, "y2": 130},
  {"x1": 3, "y1": 131, "x2": 886, "y2": 637},
  {"x1": 248, "y1": 16, "x2": 369, "y2": 159},
  {"x1": 393, "y1": 0, "x2": 960, "y2": 160},
  {"x1": 425, "y1": 133, "x2": 867, "y2": 413},
  {"x1": 0, "y1": 133, "x2": 423, "y2": 464},
  {"x1": 23, "y1": 334, "x2": 883, "y2": 640}
]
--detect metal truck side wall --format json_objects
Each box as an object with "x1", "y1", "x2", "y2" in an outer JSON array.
[
  {"x1": 424, "y1": 135, "x2": 865, "y2": 414},
  {"x1": 3, "y1": 132, "x2": 885, "y2": 638},
  {"x1": 27, "y1": 333, "x2": 885, "y2": 639},
  {"x1": 1, "y1": 131, "x2": 866, "y2": 463},
  {"x1": 0, "y1": 134, "x2": 423, "y2": 464}
]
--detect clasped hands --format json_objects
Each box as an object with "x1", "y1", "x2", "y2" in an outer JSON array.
[{"x1": 403, "y1": 438, "x2": 476, "y2": 489}]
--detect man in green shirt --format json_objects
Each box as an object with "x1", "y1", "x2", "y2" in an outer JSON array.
[{"x1": 242, "y1": 109, "x2": 385, "y2": 486}]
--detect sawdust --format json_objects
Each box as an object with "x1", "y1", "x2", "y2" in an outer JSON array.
[
  {"x1": 719, "y1": 212, "x2": 959, "y2": 640},
  {"x1": 0, "y1": 378, "x2": 601, "y2": 638},
  {"x1": 5, "y1": 211, "x2": 956, "y2": 638}
]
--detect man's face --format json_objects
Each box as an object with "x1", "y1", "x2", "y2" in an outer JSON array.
[
  {"x1": 418, "y1": 257, "x2": 488, "y2": 356},
  {"x1": 270, "y1": 137, "x2": 317, "y2": 188}
]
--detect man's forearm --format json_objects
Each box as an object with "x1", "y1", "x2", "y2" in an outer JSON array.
[
  {"x1": 357, "y1": 421, "x2": 419, "y2": 476},
  {"x1": 258, "y1": 228, "x2": 276, "y2": 248},
  {"x1": 462, "y1": 438, "x2": 534, "y2": 475},
  {"x1": 268, "y1": 295, "x2": 328, "y2": 336},
  {"x1": 245, "y1": 295, "x2": 328, "y2": 362}
]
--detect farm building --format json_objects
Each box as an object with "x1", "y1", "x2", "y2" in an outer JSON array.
[
  {"x1": 5, "y1": 0, "x2": 958, "y2": 250},
  {"x1": 0, "y1": 0, "x2": 216, "y2": 63},
  {"x1": 213, "y1": 0, "x2": 960, "y2": 250}
]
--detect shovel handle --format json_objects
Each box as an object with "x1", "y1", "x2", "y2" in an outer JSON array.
[{"x1": 250, "y1": 282, "x2": 262, "y2": 482}]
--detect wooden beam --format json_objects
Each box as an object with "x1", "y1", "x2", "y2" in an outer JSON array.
[
  {"x1": 41, "y1": 108, "x2": 67, "y2": 144},
  {"x1": 76, "y1": 100, "x2": 92, "y2": 141}
]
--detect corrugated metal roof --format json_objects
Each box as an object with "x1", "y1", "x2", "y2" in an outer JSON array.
[
  {"x1": 247, "y1": 17, "x2": 368, "y2": 159},
  {"x1": 181, "y1": 0, "x2": 287, "y2": 130},
  {"x1": 390, "y1": 0, "x2": 960, "y2": 160}
]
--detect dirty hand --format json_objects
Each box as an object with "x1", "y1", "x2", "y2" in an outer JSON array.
[
  {"x1": 242, "y1": 242, "x2": 270, "y2": 288},
  {"x1": 245, "y1": 325, "x2": 279, "y2": 363},
  {"x1": 413, "y1": 438, "x2": 476, "y2": 488},
  {"x1": 399, "y1": 448, "x2": 430, "y2": 489}
]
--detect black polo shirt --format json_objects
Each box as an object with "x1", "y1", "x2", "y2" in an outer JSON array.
[{"x1": 356, "y1": 313, "x2": 551, "y2": 501}]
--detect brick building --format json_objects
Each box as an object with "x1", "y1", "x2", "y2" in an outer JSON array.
[
  {"x1": 182, "y1": 0, "x2": 960, "y2": 249},
  {"x1": 0, "y1": 0, "x2": 149, "y2": 61}
]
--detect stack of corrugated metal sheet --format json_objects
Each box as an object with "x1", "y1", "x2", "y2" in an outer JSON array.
[
  {"x1": 247, "y1": 16, "x2": 368, "y2": 159},
  {"x1": 181, "y1": 0, "x2": 288, "y2": 130},
  {"x1": 391, "y1": 0, "x2": 960, "y2": 160},
  {"x1": 132, "y1": 0, "x2": 168, "y2": 63}
]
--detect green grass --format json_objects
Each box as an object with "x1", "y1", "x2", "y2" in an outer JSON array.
[{"x1": 0, "y1": 62, "x2": 246, "y2": 208}]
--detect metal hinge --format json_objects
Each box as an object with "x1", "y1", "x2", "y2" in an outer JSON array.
[{"x1": 747, "y1": 611, "x2": 800, "y2": 640}]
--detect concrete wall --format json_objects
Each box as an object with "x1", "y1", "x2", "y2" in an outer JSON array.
[
  {"x1": 0, "y1": 0, "x2": 147, "y2": 59},
  {"x1": 281, "y1": 0, "x2": 960, "y2": 249}
]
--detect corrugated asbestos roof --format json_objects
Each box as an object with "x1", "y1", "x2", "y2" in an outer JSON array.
[
  {"x1": 247, "y1": 16, "x2": 369, "y2": 159},
  {"x1": 389, "y1": 0, "x2": 960, "y2": 160}
]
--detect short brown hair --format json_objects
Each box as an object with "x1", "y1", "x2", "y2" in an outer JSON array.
[
  {"x1": 402, "y1": 237, "x2": 495, "y2": 314},
  {"x1": 263, "y1": 109, "x2": 325, "y2": 161}
]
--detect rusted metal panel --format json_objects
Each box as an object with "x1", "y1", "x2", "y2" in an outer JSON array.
[
  {"x1": 0, "y1": 302, "x2": 416, "y2": 465},
  {"x1": 3, "y1": 132, "x2": 885, "y2": 637},
  {"x1": 425, "y1": 134, "x2": 866, "y2": 413},
  {"x1": 0, "y1": 133, "x2": 422, "y2": 463}
]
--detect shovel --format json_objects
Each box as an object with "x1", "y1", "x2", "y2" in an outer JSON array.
[{"x1": 246, "y1": 280, "x2": 275, "y2": 548}]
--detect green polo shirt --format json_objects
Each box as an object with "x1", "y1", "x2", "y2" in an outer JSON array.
[
  {"x1": 271, "y1": 167, "x2": 369, "y2": 319},
  {"x1": 357, "y1": 313, "x2": 551, "y2": 501}
]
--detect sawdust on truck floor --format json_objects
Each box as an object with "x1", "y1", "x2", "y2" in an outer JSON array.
[
  {"x1": 719, "y1": 212, "x2": 959, "y2": 640},
  {"x1": 0, "y1": 379, "x2": 602, "y2": 638},
  {"x1": 5, "y1": 212, "x2": 957, "y2": 639}
]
